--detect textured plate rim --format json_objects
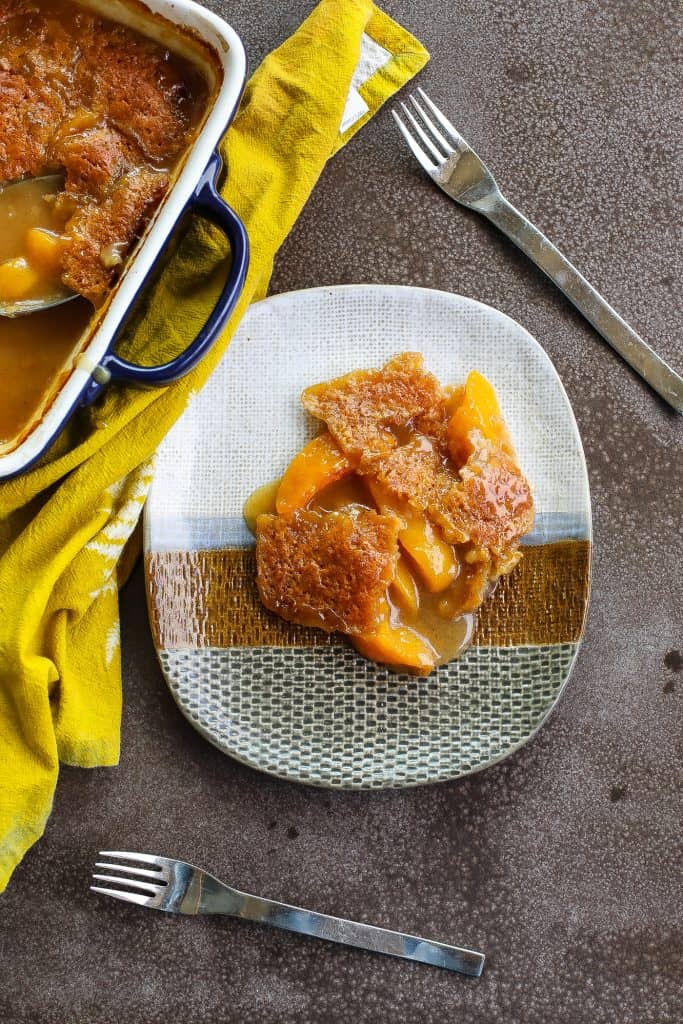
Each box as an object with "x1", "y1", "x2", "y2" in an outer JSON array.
[{"x1": 144, "y1": 283, "x2": 593, "y2": 789}]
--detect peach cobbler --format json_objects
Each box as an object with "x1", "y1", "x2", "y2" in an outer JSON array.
[
  {"x1": 0, "y1": 0, "x2": 210, "y2": 450},
  {"x1": 250, "y1": 353, "x2": 534, "y2": 676},
  {"x1": 0, "y1": 0, "x2": 208, "y2": 307}
]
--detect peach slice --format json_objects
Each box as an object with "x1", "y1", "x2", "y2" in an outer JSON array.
[
  {"x1": 368, "y1": 479, "x2": 457, "y2": 593},
  {"x1": 52, "y1": 108, "x2": 100, "y2": 141},
  {"x1": 24, "y1": 228, "x2": 64, "y2": 278},
  {"x1": 0, "y1": 258, "x2": 41, "y2": 301},
  {"x1": 447, "y1": 370, "x2": 514, "y2": 466},
  {"x1": 276, "y1": 432, "x2": 354, "y2": 515},
  {"x1": 391, "y1": 556, "x2": 419, "y2": 614},
  {"x1": 352, "y1": 602, "x2": 435, "y2": 676}
]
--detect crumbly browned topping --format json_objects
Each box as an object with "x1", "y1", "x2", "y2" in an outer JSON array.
[
  {"x1": 53, "y1": 127, "x2": 141, "y2": 198},
  {"x1": 302, "y1": 353, "x2": 447, "y2": 464},
  {"x1": 254, "y1": 355, "x2": 535, "y2": 674},
  {"x1": 368, "y1": 427, "x2": 533, "y2": 551},
  {"x1": 256, "y1": 510, "x2": 400, "y2": 635},
  {"x1": 448, "y1": 446, "x2": 534, "y2": 549},
  {"x1": 0, "y1": 68, "x2": 63, "y2": 182},
  {"x1": 423, "y1": 436, "x2": 534, "y2": 550},
  {"x1": 77, "y1": 27, "x2": 198, "y2": 163},
  {"x1": 0, "y1": 0, "x2": 207, "y2": 303},
  {"x1": 60, "y1": 167, "x2": 168, "y2": 303},
  {"x1": 370, "y1": 435, "x2": 452, "y2": 513}
]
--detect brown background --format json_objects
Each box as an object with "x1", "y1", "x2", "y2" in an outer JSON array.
[{"x1": 1, "y1": 1, "x2": 681, "y2": 1022}]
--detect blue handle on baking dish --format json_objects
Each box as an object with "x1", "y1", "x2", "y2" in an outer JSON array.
[{"x1": 95, "y1": 151, "x2": 248, "y2": 391}]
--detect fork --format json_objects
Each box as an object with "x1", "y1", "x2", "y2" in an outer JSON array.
[
  {"x1": 91, "y1": 851, "x2": 485, "y2": 977},
  {"x1": 393, "y1": 88, "x2": 683, "y2": 414}
]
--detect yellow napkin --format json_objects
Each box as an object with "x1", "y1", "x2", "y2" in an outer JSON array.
[{"x1": 0, "y1": 0, "x2": 427, "y2": 891}]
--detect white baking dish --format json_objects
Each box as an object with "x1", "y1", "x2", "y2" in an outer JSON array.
[{"x1": 0, "y1": 0, "x2": 248, "y2": 479}]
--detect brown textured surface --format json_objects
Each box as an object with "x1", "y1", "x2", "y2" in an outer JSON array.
[
  {"x1": 146, "y1": 540, "x2": 590, "y2": 650},
  {"x1": 1, "y1": 0, "x2": 207, "y2": 301},
  {"x1": 474, "y1": 540, "x2": 590, "y2": 646},
  {"x1": 1, "y1": 2, "x2": 681, "y2": 1023},
  {"x1": 147, "y1": 547, "x2": 334, "y2": 648},
  {"x1": 301, "y1": 351, "x2": 446, "y2": 460},
  {"x1": 255, "y1": 509, "x2": 400, "y2": 634}
]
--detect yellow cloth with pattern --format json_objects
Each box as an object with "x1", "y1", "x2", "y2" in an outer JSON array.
[{"x1": 0, "y1": 1, "x2": 427, "y2": 891}]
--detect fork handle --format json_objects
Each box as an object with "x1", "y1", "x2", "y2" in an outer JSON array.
[
  {"x1": 223, "y1": 892, "x2": 484, "y2": 976},
  {"x1": 480, "y1": 193, "x2": 683, "y2": 413}
]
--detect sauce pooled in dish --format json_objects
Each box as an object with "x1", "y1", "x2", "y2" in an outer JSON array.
[
  {"x1": 248, "y1": 353, "x2": 535, "y2": 676},
  {"x1": 0, "y1": 0, "x2": 208, "y2": 306},
  {"x1": 0, "y1": 0, "x2": 210, "y2": 449}
]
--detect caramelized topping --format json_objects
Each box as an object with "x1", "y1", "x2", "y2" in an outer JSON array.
[
  {"x1": 253, "y1": 356, "x2": 535, "y2": 676},
  {"x1": 371, "y1": 435, "x2": 452, "y2": 516},
  {"x1": 256, "y1": 509, "x2": 400, "y2": 635},
  {"x1": 302, "y1": 352, "x2": 447, "y2": 464},
  {"x1": 59, "y1": 167, "x2": 169, "y2": 304},
  {"x1": 433, "y1": 439, "x2": 535, "y2": 549},
  {"x1": 53, "y1": 126, "x2": 141, "y2": 198},
  {"x1": 0, "y1": 0, "x2": 208, "y2": 304}
]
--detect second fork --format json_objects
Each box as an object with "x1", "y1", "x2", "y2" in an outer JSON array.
[
  {"x1": 393, "y1": 88, "x2": 683, "y2": 414},
  {"x1": 91, "y1": 850, "x2": 485, "y2": 977}
]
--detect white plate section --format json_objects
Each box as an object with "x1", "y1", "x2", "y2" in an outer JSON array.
[{"x1": 146, "y1": 285, "x2": 591, "y2": 553}]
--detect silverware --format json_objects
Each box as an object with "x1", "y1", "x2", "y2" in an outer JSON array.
[
  {"x1": 0, "y1": 175, "x2": 76, "y2": 318},
  {"x1": 91, "y1": 851, "x2": 485, "y2": 977},
  {"x1": 393, "y1": 88, "x2": 683, "y2": 415}
]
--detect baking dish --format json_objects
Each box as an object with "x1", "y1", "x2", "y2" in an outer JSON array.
[{"x1": 0, "y1": 0, "x2": 248, "y2": 479}]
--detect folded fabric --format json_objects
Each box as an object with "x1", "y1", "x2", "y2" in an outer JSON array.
[{"x1": 0, "y1": 0, "x2": 428, "y2": 891}]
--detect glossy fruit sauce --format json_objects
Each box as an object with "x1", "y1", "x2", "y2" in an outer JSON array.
[{"x1": 0, "y1": 0, "x2": 209, "y2": 451}]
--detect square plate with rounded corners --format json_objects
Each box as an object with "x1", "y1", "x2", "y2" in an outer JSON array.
[{"x1": 144, "y1": 284, "x2": 592, "y2": 789}]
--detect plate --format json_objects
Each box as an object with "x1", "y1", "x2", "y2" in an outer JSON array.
[{"x1": 144, "y1": 285, "x2": 591, "y2": 788}]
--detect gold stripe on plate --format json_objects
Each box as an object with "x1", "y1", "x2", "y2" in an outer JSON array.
[{"x1": 146, "y1": 540, "x2": 590, "y2": 651}]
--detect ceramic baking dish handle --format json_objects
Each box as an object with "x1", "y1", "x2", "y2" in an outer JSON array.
[{"x1": 100, "y1": 151, "x2": 248, "y2": 388}]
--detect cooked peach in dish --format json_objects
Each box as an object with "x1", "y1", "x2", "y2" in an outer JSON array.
[
  {"x1": 0, "y1": 0, "x2": 208, "y2": 306},
  {"x1": 0, "y1": 0, "x2": 211, "y2": 451},
  {"x1": 251, "y1": 353, "x2": 535, "y2": 676}
]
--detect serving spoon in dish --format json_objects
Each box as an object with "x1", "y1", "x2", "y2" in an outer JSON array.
[{"x1": 0, "y1": 175, "x2": 78, "y2": 318}]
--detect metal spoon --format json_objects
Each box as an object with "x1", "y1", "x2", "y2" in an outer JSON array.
[
  {"x1": 0, "y1": 175, "x2": 77, "y2": 318},
  {"x1": 0, "y1": 287, "x2": 76, "y2": 319}
]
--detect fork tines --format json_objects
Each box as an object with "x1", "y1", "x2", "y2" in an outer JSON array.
[
  {"x1": 392, "y1": 87, "x2": 466, "y2": 170},
  {"x1": 91, "y1": 850, "x2": 167, "y2": 906}
]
